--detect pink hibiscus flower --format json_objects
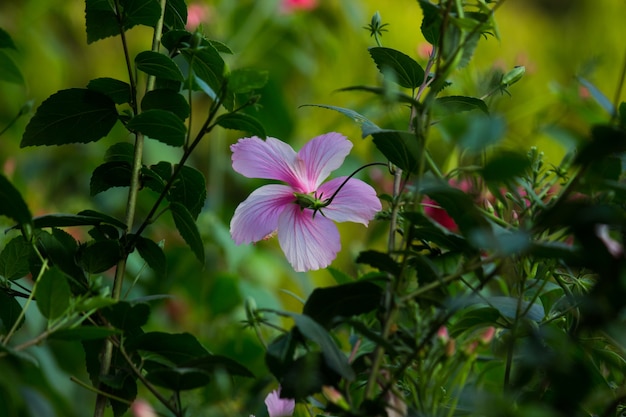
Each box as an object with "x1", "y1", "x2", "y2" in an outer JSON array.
[
  {"x1": 265, "y1": 388, "x2": 295, "y2": 417},
  {"x1": 230, "y1": 133, "x2": 381, "y2": 272},
  {"x1": 280, "y1": 0, "x2": 318, "y2": 14}
]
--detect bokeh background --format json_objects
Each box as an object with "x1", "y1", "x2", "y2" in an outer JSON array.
[{"x1": 0, "y1": 0, "x2": 623, "y2": 415}]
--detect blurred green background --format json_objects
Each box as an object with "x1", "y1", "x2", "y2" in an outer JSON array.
[{"x1": 0, "y1": 0, "x2": 623, "y2": 415}]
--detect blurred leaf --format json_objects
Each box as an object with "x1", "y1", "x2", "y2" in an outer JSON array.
[
  {"x1": 266, "y1": 332, "x2": 296, "y2": 377},
  {"x1": 368, "y1": 47, "x2": 425, "y2": 89},
  {"x1": 371, "y1": 130, "x2": 419, "y2": 173},
  {"x1": 577, "y1": 76, "x2": 615, "y2": 116},
  {"x1": 450, "y1": 307, "x2": 501, "y2": 336},
  {"x1": 134, "y1": 236, "x2": 166, "y2": 279},
  {"x1": 103, "y1": 301, "x2": 150, "y2": 331},
  {"x1": 170, "y1": 202, "x2": 204, "y2": 264},
  {"x1": 0, "y1": 174, "x2": 32, "y2": 228},
  {"x1": 327, "y1": 267, "x2": 352, "y2": 285},
  {"x1": 36, "y1": 267, "x2": 72, "y2": 319},
  {"x1": 435, "y1": 95, "x2": 488, "y2": 115},
  {"x1": 575, "y1": 124, "x2": 626, "y2": 165},
  {"x1": 482, "y1": 151, "x2": 531, "y2": 182},
  {"x1": 129, "y1": 332, "x2": 209, "y2": 364},
  {"x1": 280, "y1": 351, "x2": 337, "y2": 400},
  {"x1": 135, "y1": 51, "x2": 184, "y2": 82},
  {"x1": 456, "y1": 114, "x2": 506, "y2": 153},
  {"x1": 209, "y1": 40, "x2": 233, "y2": 54},
  {"x1": 355, "y1": 250, "x2": 401, "y2": 277},
  {"x1": 0, "y1": 289, "x2": 24, "y2": 332},
  {"x1": 401, "y1": 211, "x2": 471, "y2": 252},
  {"x1": 168, "y1": 165, "x2": 206, "y2": 219},
  {"x1": 141, "y1": 89, "x2": 189, "y2": 120},
  {"x1": 78, "y1": 240, "x2": 122, "y2": 274},
  {"x1": 288, "y1": 313, "x2": 355, "y2": 381},
  {"x1": 487, "y1": 296, "x2": 545, "y2": 321},
  {"x1": 0, "y1": 50, "x2": 23, "y2": 85},
  {"x1": 302, "y1": 281, "x2": 382, "y2": 328},
  {"x1": 105, "y1": 142, "x2": 135, "y2": 164},
  {"x1": 207, "y1": 274, "x2": 241, "y2": 316},
  {"x1": 619, "y1": 102, "x2": 626, "y2": 128},
  {"x1": 304, "y1": 104, "x2": 380, "y2": 138},
  {"x1": 87, "y1": 77, "x2": 131, "y2": 104},
  {"x1": 33, "y1": 211, "x2": 126, "y2": 230},
  {"x1": 0, "y1": 235, "x2": 32, "y2": 280},
  {"x1": 182, "y1": 45, "x2": 226, "y2": 97},
  {"x1": 228, "y1": 68, "x2": 268, "y2": 94},
  {"x1": 182, "y1": 354, "x2": 254, "y2": 377},
  {"x1": 21, "y1": 88, "x2": 118, "y2": 147},
  {"x1": 468, "y1": 228, "x2": 531, "y2": 256},
  {"x1": 163, "y1": 0, "x2": 187, "y2": 30},
  {"x1": 419, "y1": 0, "x2": 441, "y2": 44},
  {"x1": 90, "y1": 161, "x2": 132, "y2": 195},
  {"x1": 215, "y1": 112, "x2": 266, "y2": 138},
  {"x1": 126, "y1": 109, "x2": 186, "y2": 147},
  {"x1": 50, "y1": 326, "x2": 121, "y2": 341},
  {"x1": 0, "y1": 27, "x2": 17, "y2": 49},
  {"x1": 337, "y1": 85, "x2": 421, "y2": 108}
]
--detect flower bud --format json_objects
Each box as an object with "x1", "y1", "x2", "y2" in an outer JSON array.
[
  {"x1": 501, "y1": 66, "x2": 525, "y2": 87},
  {"x1": 322, "y1": 386, "x2": 350, "y2": 411}
]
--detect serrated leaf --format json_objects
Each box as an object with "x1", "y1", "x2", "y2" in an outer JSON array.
[
  {"x1": 90, "y1": 161, "x2": 132, "y2": 195},
  {"x1": 135, "y1": 237, "x2": 166, "y2": 278},
  {"x1": 105, "y1": 142, "x2": 135, "y2": 164},
  {"x1": 0, "y1": 236, "x2": 32, "y2": 280},
  {"x1": 0, "y1": 289, "x2": 23, "y2": 332},
  {"x1": 0, "y1": 50, "x2": 24, "y2": 85},
  {"x1": 0, "y1": 174, "x2": 32, "y2": 227},
  {"x1": 0, "y1": 27, "x2": 17, "y2": 49},
  {"x1": 419, "y1": 0, "x2": 441, "y2": 45},
  {"x1": 435, "y1": 95, "x2": 488, "y2": 114},
  {"x1": 215, "y1": 113, "x2": 266, "y2": 138},
  {"x1": 371, "y1": 130, "x2": 420, "y2": 173},
  {"x1": 85, "y1": 0, "x2": 119, "y2": 43},
  {"x1": 36, "y1": 267, "x2": 72, "y2": 319},
  {"x1": 21, "y1": 88, "x2": 118, "y2": 147},
  {"x1": 368, "y1": 47, "x2": 425, "y2": 89},
  {"x1": 126, "y1": 109, "x2": 186, "y2": 146},
  {"x1": 128, "y1": 332, "x2": 209, "y2": 364},
  {"x1": 141, "y1": 89, "x2": 189, "y2": 120},
  {"x1": 170, "y1": 202, "x2": 204, "y2": 264},
  {"x1": 227, "y1": 68, "x2": 268, "y2": 94},
  {"x1": 123, "y1": 0, "x2": 161, "y2": 28},
  {"x1": 78, "y1": 240, "x2": 122, "y2": 274},
  {"x1": 303, "y1": 104, "x2": 380, "y2": 138},
  {"x1": 163, "y1": 0, "x2": 187, "y2": 30},
  {"x1": 169, "y1": 166, "x2": 206, "y2": 219},
  {"x1": 135, "y1": 51, "x2": 184, "y2": 82},
  {"x1": 87, "y1": 77, "x2": 131, "y2": 104},
  {"x1": 182, "y1": 45, "x2": 226, "y2": 97}
]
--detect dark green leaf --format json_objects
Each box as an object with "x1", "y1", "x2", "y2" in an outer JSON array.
[
  {"x1": 450, "y1": 307, "x2": 500, "y2": 337},
  {"x1": 85, "y1": 0, "x2": 119, "y2": 44},
  {"x1": 435, "y1": 95, "x2": 488, "y2": 114},
  {"x1": 0, "y1": 27, "x2": 17, "y2": 49},
  {"x1": 215, "y1": 113, "x2": 266, "y2": 138},
  {"x1": 163, "y1": 0, "x2": 187, "y2": 30},
  {"x1": 0, "y1": 236, "x2": 32, "y2": 280},
  {"x1": 0, "y1": 289, "x2": 23, "y2": 332},
  {"x1": 303, "y1": 104, "x2": 380, "y2": 138},
  {"x1": 128, "y1": 332, "x2": 209, "y2": 364},
  {"x1": 419, "y1": 0, "x2": 442, "y2": 44},
  {"x1": 0, "y1": 50, "x2": 24, "y2": 85},
  {"x1": 78, "y1": 240, "x2": 122, "y2": 274},
  {"x1": 90, "y1": 161, "x2": 132, "y2": 195},
  {"x1": 303, "y1": 281, "x2": 382, "y2": 328},
  {"x1": 170, "y1": 202, "x2": 205, "y2": 264},
  {"x1": 103, "y1": 301, "x2": 150, "y2": 331},
  {"x1": 280, "y1": 351, "x2": 337, "y2": 400},
  {"x1": 482, "y1": 151, "x2": 531, "y2": 182},
  {"x1": 135, "y1": 236, "x2": 166, "y2": 278},
  {"x1": 50, "y1": 326, "x2": 121, "y2": 341},
  {"x1": 207, "y1": 274, "x2": 241, "y2": 315},
  {"x1": 487, "y1": 296, "x2": 545, "y2": 321},
  {"x1": 182, "y1": 354, "x2": 254, "y2": 378},
  {"x1": 402, "y1": 211, "x2": 471, "y2": 252},
  {"x1": 182, "y1": 45, "x2": 226, "y2": 97},
  {"x1": 141, "y1": 165, "x2": 167, "y2": 194},
  {"x1": 141, "y1": 89, "x2": 189, "y2": 120},
  {"x1": 209, "y1": 40, "x2": 233, "y2": 54},
  {"x1": 126, "y1": 109, "x2": 186, "y2": 147},
  {"x1": 145, "y1": 367, "x2": 212, "y2": 391},
  {"x1": 87, "y1": 77, "x2": 131, "y2": 104},
  {"x1": 35, "y1": 229, "x2": 88, "y2": 293},
  {"x1": 368, "y1": 47, "x2": 425, "y2": 89},
  {"x1": 371, "y1": 130, "x2": 420, "y2": 173},
  {"x1": 123, "y1": 0, "x2": 161, "y2": 28},
  {"x1": 468, "y1": 228, "x2": 531, "y2": 256},
  {"x1": 288, "y1": 313, "x2": 355, "y2": 381},
  {"x1": 36, "y1": 267, "x2": 72, "y2": 319},
  {"x1": 161, "y1": 29, "x2": 192, "y2": 52},
  {"x1": 355, "y1": 250, "x2": 401, "y2": 277},
  {"x1": 21, "y1": 88, "x2": 118, "y2": 147},
  {"x1": 105, "y1": 142, "x2": 135, "y2": 164},
  {"x1": 619, "y1": 102, "x2": 626, "y2": 129},
  {"x1": 575, "y1": 124, "x2": 626, "y2": 166},
  {"x1": 168, "y1": 166, "x2": 206, "y2": 219},
  {"x1": 33, "y1": 211, "x2": 126, "y2": 230},
  {"x1": 227, "y1": 68, "x2": 268, "y2": 94},
  {"x1": 0, "y1": 174, "x2": 32, "y2": 227},
  {"x1": 135, "y1": 51, "x2": 184, "y2": 82},
  {"x1": 266, "y1": 332, "x2": 296, "y2": 377}
]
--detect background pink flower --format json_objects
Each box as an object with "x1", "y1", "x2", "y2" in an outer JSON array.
[
  {"x1": 230, "y1": 133, "x2": 381, "y2": 272},
  {"x1": 265, "y1": 388, "x2": 295, "y2": 417},
  {"x1": 280, "y1": 0, "x2": 318, "y2": 14}
]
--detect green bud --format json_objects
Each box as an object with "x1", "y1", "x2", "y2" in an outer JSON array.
[
  {"x1": 501, "y1": 66, "x2": 525, "y2": 87},
  {"x1": 371, "y1": 11, "x2": 382, "y2": 29},
  {"x1": 244, "y1": 296, "x2": 259, "y2": 324},
  {"x1": 190, "y1": 31, "x2": 203, "y2": 49},
  {"x1": 293, "y1": 192, "x2": 328, "y2": 212}
]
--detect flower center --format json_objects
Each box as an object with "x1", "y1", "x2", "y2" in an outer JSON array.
[{"x1": 293, "y1": 191, "x2": 330, "y2": 218}]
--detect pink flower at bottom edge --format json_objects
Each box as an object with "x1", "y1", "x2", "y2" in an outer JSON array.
[
  {"x1": 265, "y1": 388, "x2": 295, "y2": 417},
  {"x1": 229, "y1": 133, "x2": 381, "y2": 272}
]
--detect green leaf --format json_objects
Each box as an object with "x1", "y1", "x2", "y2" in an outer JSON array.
[
  {"x1": 442, "y1": 113, "x2": 506, "y2": 154},
  {"x1": 215, "y1": 113, "x2": 266, "y2": 138},
  {"x1": 161, "y1": 29, "x2": 193, "y2": 52},
  {"x1": 0, "y1": 289, "x2": 24, "y2": 332},
  {"x1": 135, "y1": 236, "x2": 166, "y2": 278},
  {"x1": 123, "y1": 0, "x2": 161, "y2": 28},
  {"x1": 302, "y1": 281, "x2": 382, "y2": 328},
  {"x1": 0, "y1": 27, "x2": 17, "y2": 49},
  {"x1": 35, "y1": 229, "x2": 88, "y2": 293},
  {"x1": 486, "y1": 296, "x2": 545, "y2": 321},
  {"x1": 85, "y1": 0, "x2": 119, "y2": 43},
  {"x1": 577, "y1": 76, "x2": 615, "y2": 116},
  {"x1": 227, "y1": 68, "x2": 268, "y2": 94},
  {"x1": 419, "y1": 0, "x2": 441, "y2": 45},
  {"x1": 170, "y1": 202, "x2": 205, "y2": 264},
  {"x1": 0, "y1": 174, "x2": 32, "y2": 228},
  {"x1": 337, "y1": 85, "x2": 422, "y2": 108},
  {"x1": 87, "y1": 77, "x2": 131, "y2": 104},
  {"x1": 288, "y1": 313, "x2": 355, "y2": 381},
  {"x1": 144, "y1": 367, "x2": 212, "y2": 391},
  {"x1": 50, "y1": 326, "x2": 121, "y2": 341},
  {"x1": 102, "y1": 301, "x2": 150, "y2": 331},
  {"x1": 78, "y1": 240, "x2": 122, "y2": 274},
  {"x1": 141, "y1": 89, "x2": 190, "y2": 120},
  {"x1": 126, "y1": 109, "x2": 186, "y2": 147},
  {"x1": 278, "y1": 351, "x2": 336, "y2": 400},
  {"x1": 368, "y1": 47, "x2": 425, "y2": 89},
  {"x1": 303, "y1": 104, "x2": 380, "y2": 138},
  {"x1": 435, "y1": 95, "x2": 488, "y2": 115},
  {"x1": 90, "y1": 161, "x2": 132, "y2": 195},
  {"x1": 163, "y1": 0, "x2": 187, "y2": 30},
  {"x1": 21, "y1": 88, "x2": 118, "y2": 147},
  {"x1": 356, "y1": 250, "x2": 401, "y2": 277},
  {"x1": 128, "y1": 332, "x2": 209, "y2": 364},
  {"x1": 0, "y1": 236, "x2": 33, "y2": 281},
  {"x1": 482, "y1": 151, "x2": 531, "y2": 182},
  {"x1": 135, "y1": 51, "x2": 184, "y2": 82},
  {"x1": 182, "y1": 45, "x2": 226, "y2": 97},
  {"x1": 36, "y1": 267, "x2": 72, "y2": 319},
  {"x1": 468, "y1": 228, "x2": 531, "y2": 256},
  {"x1": 32, "y1": 211, "x2": 126, "y2": 230},
  {"x1": 371, "y1": 130, "x2": 420, "y2": 173},
  {"x1": 182, "y1": 354, "x2": 254, "y2": 377},
  {"x1": 575, "y1": 124, "x2": 626, "y2": 166},
  {"x1": 169, "y1": 166, "x2": 206, "y2": 219},
  {"x1": 104, "y1": 142, "x2": 135, "y2": 164},
  {"x1": 0, "y1": 50, "x2": 24, "y2": 85},
  {"x1": 619, "y1": 102, "x2": 626, "y2": 129},
  {"x1": 207, "y1": 274, "x2": 241, "y2": 316}
]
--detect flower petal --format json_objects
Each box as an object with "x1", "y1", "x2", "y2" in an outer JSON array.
[
  {"x1": 231, "y1": 136, "x2": 300, "y2": 184},
  {"x1": 277, "y1": 204, "x2": 341, "y2": 272},
  {"x1": 230, "y1": 184, "x2": 294, "y2": 244},
  {"x1": 317, "y1": 177, "x2": 381, "y2": 225},
  {"x1": 265, "y1": 388, "x2": 295, "y2": 417},
  {"x1": 296, "y1": 132, "x2": 353, "y2": 190}
]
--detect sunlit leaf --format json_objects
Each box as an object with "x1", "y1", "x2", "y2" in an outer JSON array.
[
  {"x1": 368, "y1": 47, "x2": 425, "y2": 89},
  {"x1": 435, "y1": 95, "x2": 488, "y2": 115},
  {"x1": 126, "y1": 109, "x2": 186, "y2": 147},
  {"x1": 302, "y1": 104, "x2": 380, "y2": 138},
  {"x1": 36, "y1": 267, "x2": 72, "y2": 319}
]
